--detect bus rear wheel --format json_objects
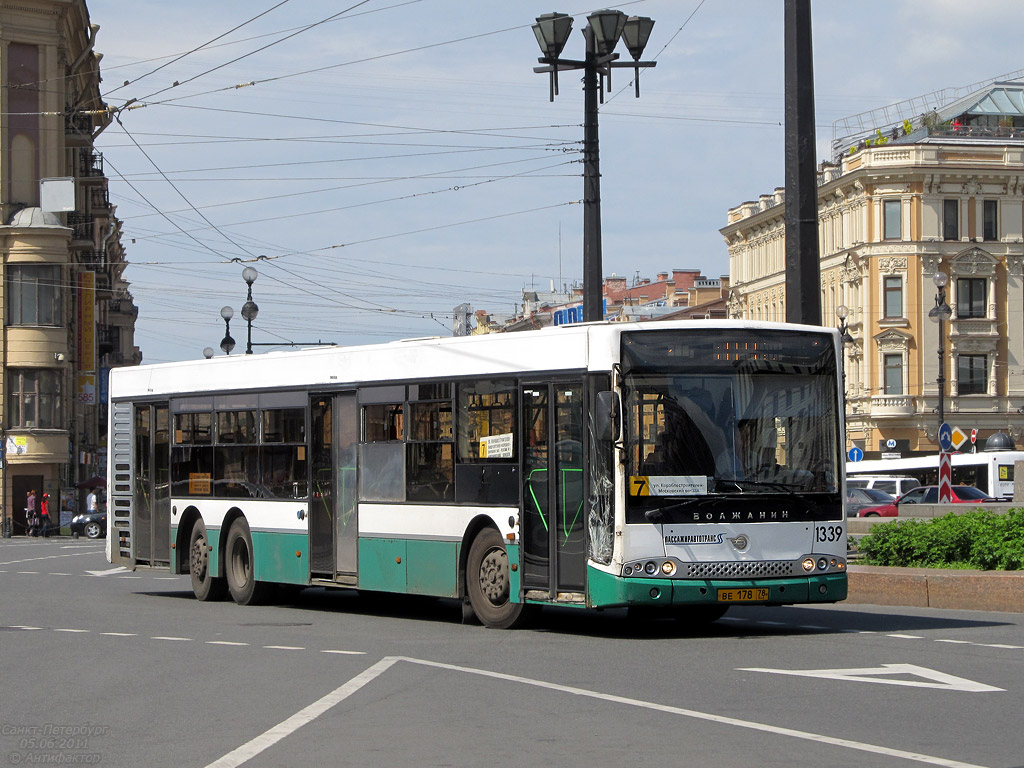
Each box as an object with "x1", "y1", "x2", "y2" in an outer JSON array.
[
  {"x1": 225, "y1": 518, "x2": 268, "y2": 606},
  {"x1": 466, "y1": 528, "x2": 526, "y2": 629},
  {"x1": 189, "y1": 520, "x2": 226, "y2": 601}
]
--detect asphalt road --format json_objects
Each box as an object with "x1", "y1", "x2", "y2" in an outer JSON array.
[{"x1": 1, "y1": 537, "x2": 1021, "y2": 768}]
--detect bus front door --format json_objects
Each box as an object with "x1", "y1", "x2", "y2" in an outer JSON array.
[
  {"x1": 309, "y1": 393, "x2": 358, "y2": 582},
  {"x1": 521, "y1": 381, "x2": 586, "y2": 598}
]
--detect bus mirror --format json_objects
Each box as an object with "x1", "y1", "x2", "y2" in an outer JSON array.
[{"x1": 595, "y1": 391, "x2": 619, "y2": 442}]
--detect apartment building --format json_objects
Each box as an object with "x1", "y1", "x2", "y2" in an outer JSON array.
[
  {"x1": 1, "y1": 0, "x2": 139, "y2": 534},
  {"x1": 722, "y1": 80, "x2": 1024, "y2": 459}
]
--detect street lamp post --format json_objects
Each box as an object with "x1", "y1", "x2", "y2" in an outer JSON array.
[
  {"x1": 220, "y1": 306, "x2": 236, "y2": 355},
  {"x1": 532, "y1": 11, "x2": 656, "y2": 323},
  {"x1": 241, "y1": 266, "x2": 259, "y2": 355},
  {"x1": 928, "y1": 271, "x2": 952, "y2": 429}
]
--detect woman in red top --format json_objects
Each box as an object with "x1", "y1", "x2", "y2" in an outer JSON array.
[{"x1": 39, "y1": 493, "x2": 51, "y2": 537}]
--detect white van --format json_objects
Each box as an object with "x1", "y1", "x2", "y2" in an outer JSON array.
[{"x1": 846, "y1": 475, "x2": 920, "y2": 497}]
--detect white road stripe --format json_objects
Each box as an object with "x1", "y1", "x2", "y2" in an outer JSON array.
[
  {"x1": 152, "y1": 636, "x2": 191, "y2": 641},
  {"x1": 263, "y1": 645, "x2": 303, "y2": 650},
  {"x1": 321, "y1": 649, "x2": 366, "y2": 655},
  {"x1": 402, "y1": 657, "x2": 993, "y2": 768},
  {"x1": 0, "y1": 551, "x2": 106, "y2": 566},
  {"x1": 887, "y1": 633, "x2": 923, "y2": 639},
  {"x1": 208, "y1": 641, "x2": 249, "y2": 646},
  {"x1": 101, "y1": 632, "x2": 137, "y2": 637},
  {"x1": 54, "y1": 628, "x2": 89, "y2": 633},
  {"x1": 205, "y1": 657, "x2": 399, "y2": 768}
]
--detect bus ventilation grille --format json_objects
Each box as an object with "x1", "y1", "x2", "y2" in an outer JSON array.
[{"x1": 683, "y1": 561, "x2": 795, "y2": 579}]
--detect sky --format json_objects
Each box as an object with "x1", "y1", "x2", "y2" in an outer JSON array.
[{"x1": 84, "y1": 0, "x2": 1024, "y2": 363}]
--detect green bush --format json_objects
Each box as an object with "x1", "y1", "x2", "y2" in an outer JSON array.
[{"x1": 858, "y1": 509, "x2": 1024, "y2": 570}]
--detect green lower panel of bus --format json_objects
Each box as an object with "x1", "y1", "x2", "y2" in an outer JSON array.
[
  {"x1": 587, "y1": 566, "x2": 848, "y2": 608},
  {"x1": 358, "y1": 537, "x2": 465, "y2": 598},
  {"x1": 251, "y1": 531, "x2": 309, "y2": 585}
]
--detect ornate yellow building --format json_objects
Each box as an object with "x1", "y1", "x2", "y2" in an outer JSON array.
[
  {"x1": 722, "y1": 81, "x2": 1024, "y2": 459},
  {"x1": 1, "y1": 0, "x2": 139, "y2": 534}
]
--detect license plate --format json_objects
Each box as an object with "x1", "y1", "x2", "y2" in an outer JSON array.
[{"x1": 717, "y1": 587, "x2": 769, "y2": 602}]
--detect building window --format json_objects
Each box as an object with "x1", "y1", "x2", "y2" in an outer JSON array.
[
  {"x1": 5, "y1": 265, "x2": 61, "y2": 325},
  {"x1": 957, "y1": 354, "x2": 987, "y2": 395},
  {"x1": 943, "y1": 199, "x2": 959, "y2": 240},
  {"x1": 883, "y1": 199, "x2": 901, "y2": 240},
  {"x1": 7, "y1": 369, "x2": 63, "y2": 428},
  {"x1": 983, "y1": 199, "x2": 998, "y2": 241},
  {"x1": 956, "y1": 277, "x2": 986, "y2": 318},
  {"x1": 883, "y1": 354, "x2": 903, "y2": 395},
  {"x1": 883, "y1": 276, "x2": 903, "y2": 319}
]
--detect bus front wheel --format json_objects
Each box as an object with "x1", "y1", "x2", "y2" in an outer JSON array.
[
  {"x1": 225, "y1": 518, "x2": 268, "y2": 606},
  {"x1": 189, "y1": 520, "x2": 226, "y2": 601},
  {"x1": 466, "y1": 528, "x2": 526, "y2": 629}
]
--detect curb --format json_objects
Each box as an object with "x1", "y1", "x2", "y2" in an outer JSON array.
[{"x1": 847, "y1": 565, "x2": 1024, "y2": 613}]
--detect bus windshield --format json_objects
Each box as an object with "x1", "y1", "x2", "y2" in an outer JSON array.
[{"x1": 622, "y1": 329, "x2": 841, "y2": 523}]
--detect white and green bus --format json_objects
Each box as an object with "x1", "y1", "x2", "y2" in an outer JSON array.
[{"x1": 106, "y1": 320, "x2": 847, "y2": 628}]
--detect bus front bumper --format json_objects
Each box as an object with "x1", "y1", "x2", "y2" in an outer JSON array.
[{"x1": 587, "y1": 566, "x2": 847, "y2": 609}]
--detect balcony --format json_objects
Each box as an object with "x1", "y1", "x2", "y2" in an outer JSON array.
[
  {"x1": 77, "y1": 150, "x2": 104, "y2": 184},
  {"x1": 90, "y1": 187, "x2": 111, "y2": 214},
  {"x1": 65, "y1": 110, "x2": 92, "y2": 147},
  {"x1": 869, "y1": 394, "x2": 916, "y2": 418},
  {"x1": 66, "y1": 212, "x2": 94, "y2": 247}
]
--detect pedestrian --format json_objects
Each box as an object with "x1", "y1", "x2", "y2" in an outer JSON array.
[
  {"x1": 86, "y1": 489, "x2": 98, "y2": 514},
  {"x1": 39, "y1": 493, "x2": 51, "y2": 538},
  {"x1": 26, "y1": 489, "x2": 38, "y2": 536}
]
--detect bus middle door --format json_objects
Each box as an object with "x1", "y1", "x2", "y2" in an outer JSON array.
[{"x1": 309, "y1": 393, "x2": 358, "y2": 583}]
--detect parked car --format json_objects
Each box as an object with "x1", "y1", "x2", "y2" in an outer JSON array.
[
  {"x1": 70, "y1": 508, "x2": 107, "y2": 539},
  {"x1": 846, "y1": 486, "x2": 894, "y2": 517},
  {"x1": 854, "y1": 485, "x2": 997, "y2": 517},
  {"x1": 846, "y1": 475, "x2": 921, "y2": 497}
]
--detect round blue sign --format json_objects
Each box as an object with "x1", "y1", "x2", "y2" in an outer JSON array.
[
  {"x1": 848, "y1": 446, "x2": 864, "y2": 462},
  {"x1": 938, "y1": 422, "x2": 953, "y2": 452}
]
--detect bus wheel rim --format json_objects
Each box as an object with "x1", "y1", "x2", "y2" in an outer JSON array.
[{"x1": 478, "y1": 546, "x2": 509, "y2": 605}]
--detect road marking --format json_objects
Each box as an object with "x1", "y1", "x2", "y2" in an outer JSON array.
[
  {"x1": 0, "y1": 551, "x2": 105, "y2": 566},
  {"x1": 887, "y1": 633, "x2": 924, "y2": 639},
  {"x1": 101, "y1": 632, "x2": 136, "y2": 637},
  {"x1": 86, "y1": 566, "x2": 129, "y2": 577},
  {"x1": 739, "y1": 663, "x2": 1003, "y2": 692},
  {"x1": 979, "y1": 643, "x2": 1023, "y2": 649},
  {"x1": 205, "y1": 657, "x2": 399, "y2": 768},
  {"x1": 263, "y1": 645, "x2": 304, "y2": 650},
  {"x1": 935, "y1": 639, "x2": 972, "y2": 644},
  {"x1": 208, "y1": 641, "x2": 249, "y2": 646},
  {"x1": 405, "y1": 657, "x2": 993, "y2": 768},
  {"x1": 208, "y1": 656, "x2": 994, "y2": 768},
  {"x1": 54, "y1": 628, "x2": 89, "y2": 633},
  {"x1": 16, "y1": 571, "x2": 40, "y2": 574},
  {"x1": 152, "y1": 636, "x2": 192, "y2": 641},
  {"x1": 10, "y1": 626, "x2": 42, "y2": 631},
  {"x1": 321, "y1": 649, "x2": 366, "y2": 655}
]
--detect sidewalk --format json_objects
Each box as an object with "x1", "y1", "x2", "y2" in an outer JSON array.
[{"x1": 847, "y1": 565, "x2": 1024, "y2": 613}]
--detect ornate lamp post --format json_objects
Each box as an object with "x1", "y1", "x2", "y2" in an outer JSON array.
[
  {"x1": 220, "y1": 306, "x2": 236, "y2": 355},
  {"x1": 240, "y1": 266, "x2": 259, "y2": 355},
  {"x1": 532, "y1": 11, "x2": 656, "y2": 322},
  {"x1": 928, "y1": 272, "x2": 952, "y2": 428}
]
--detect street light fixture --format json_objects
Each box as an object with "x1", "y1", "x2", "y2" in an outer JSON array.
[
  {"x1": 532, "y1": 10, "x2": 656, "y2": 323},
  {"x1": 241, "y1": 266, "x2": 259, "y2": 355},
  {"x1": 220, "y1": 306, "x2": 236, "y2": 355},
  {"x1": 928, "y1": 271, "x2": 952, "y2": 428},
  {"x1": 836, "y1": 304, "x2": 854, "y2": 345}
]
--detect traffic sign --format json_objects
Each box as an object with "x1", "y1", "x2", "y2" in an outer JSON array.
[
  {"x1": 971, "y1": 428, "x2": 978, "y2": 444},
  {"x1": 938, "y1": 422, "x2": 953, "y2": 452},
  {"x1": 885, "y1": 438, "x2": 896, "y2": 449},
  {"x1": 938, "y1": 452, "x2": 952, "y2": 503},
  {"x1": 848, "y1": 447, "x2": 864, "y2": 462},
  {"x1": 950, "y1": 426, "x2": 968, "y2": 450}
]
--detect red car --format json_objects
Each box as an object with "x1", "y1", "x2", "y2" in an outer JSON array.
[{"x1": 853, "y1": 485, "x2": 996, "y2": 517}]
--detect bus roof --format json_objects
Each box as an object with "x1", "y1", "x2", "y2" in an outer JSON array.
[{"x1": 110, "y1": 319, "x2": 840, "y2": 400}]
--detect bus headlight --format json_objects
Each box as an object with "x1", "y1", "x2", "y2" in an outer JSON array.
[
  {"x1": 644, "y1": 561, "x2": 657, "y2": 575},
  {"x1": 802, "y1": 558, "x2": 816, "y2": 572},
  {"x1": 661, "y1": 561, "x2": 677, "y2": 576}
]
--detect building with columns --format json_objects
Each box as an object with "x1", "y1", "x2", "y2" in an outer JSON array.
[
  {"x1": 1, "y1": 0, "x2": 139, "y2": 534},
  {"x1": 721, "y1": 79, "x2": 1024, "y2": 459}
]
